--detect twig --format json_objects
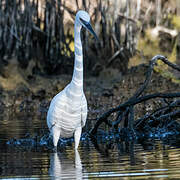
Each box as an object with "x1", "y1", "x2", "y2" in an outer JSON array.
[
  {"x1": 135, "y1": 99, "x2": 180, "y2": 128},
  {"x1": 106, "y1": 47, "x2": 124, "y2": 67}
]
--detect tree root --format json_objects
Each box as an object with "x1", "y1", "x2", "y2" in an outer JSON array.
[{"x1": 89, "y1": 55, "x2": 180, "y2": 139}]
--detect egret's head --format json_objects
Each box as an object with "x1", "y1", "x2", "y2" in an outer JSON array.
[{"x1": 76, "y1": 10, "x2": 98, "y2": 40}]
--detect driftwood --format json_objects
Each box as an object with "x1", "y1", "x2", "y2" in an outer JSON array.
[{"x1": 89, "y1": 55, "x2": 180, "y2": 138}]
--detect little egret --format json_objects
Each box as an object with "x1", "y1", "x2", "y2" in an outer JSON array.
[{"x1": 47, "y1": 10, "x2": 98, "y2": 150}]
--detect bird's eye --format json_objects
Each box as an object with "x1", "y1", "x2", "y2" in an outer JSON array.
[{"x1": 80, "y1": 18, "x2": 89, "y2": 26}]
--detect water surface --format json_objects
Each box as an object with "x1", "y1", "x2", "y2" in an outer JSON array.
[{"x1": 1, "y1": 115, "x2": 180, "y2": 179}]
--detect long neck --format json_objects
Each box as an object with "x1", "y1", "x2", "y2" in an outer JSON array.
[{"x1": 68, "y1": 22, "x2": 84, "y2": 98}]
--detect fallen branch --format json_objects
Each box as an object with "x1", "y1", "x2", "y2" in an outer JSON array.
[
  {"x1": 135, "y1": 99, "x2": 180, "y2": 128},
  {"x1": 89, "y1": 55, "x2": 180, "y2": 137}
]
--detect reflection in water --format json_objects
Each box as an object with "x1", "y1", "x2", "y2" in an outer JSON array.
[
  {"x1": 2, "y1": 115, "x2": 180, "y2": 179},
  {"x1": 49, "y1": 150, "x2": 82, "y2": 179},
  {"x1": 1, "y1": 140, "x2": 180, "y2": 179}
]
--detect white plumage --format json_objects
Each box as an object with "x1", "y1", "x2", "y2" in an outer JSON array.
[{"x1": 47, "y1": 10, "x2": 97, "y2": 150}]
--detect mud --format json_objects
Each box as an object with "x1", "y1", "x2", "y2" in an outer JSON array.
[{"x1": 0, "y1": 62, "x2": 179, "y2": 129}]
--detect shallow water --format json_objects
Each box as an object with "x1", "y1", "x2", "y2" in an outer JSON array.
[{"x1": 1, "y1": 115, "x2": 180, "y2": 179}]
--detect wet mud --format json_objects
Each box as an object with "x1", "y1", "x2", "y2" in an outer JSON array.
[{"x1": 0, "y1": 63, "x2": 180, "y2": 149}]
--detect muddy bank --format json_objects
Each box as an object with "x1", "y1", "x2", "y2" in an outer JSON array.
[
  {"x1": 0, "y1": 57, "x2": 180, "y2": 145},
  {"x1": 0, "y1": 61, "x2": 179, "y2": 131}
]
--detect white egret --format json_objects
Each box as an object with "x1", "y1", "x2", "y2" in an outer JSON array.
[{"x1": 47, "y1": 10, "x2": 98, "y2": 151}]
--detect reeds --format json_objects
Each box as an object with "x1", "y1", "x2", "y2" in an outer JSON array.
[
  {"x1": 0, "y1": 0, "x2": 72, "y2": 74},
  {"x1": 0, "y1": 0, "x2": 139, "y2": 75}
]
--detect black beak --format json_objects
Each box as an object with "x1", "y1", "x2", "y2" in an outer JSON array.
[
  {"x1": 80, "y1": 18, "x2": 98, "y2": 41},
  {"x1": 86, "y1": 23, "x2": 98, "y2": 41}
]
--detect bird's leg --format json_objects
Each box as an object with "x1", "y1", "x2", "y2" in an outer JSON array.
[
  {"x1": 75, "y1": 149, "x2": 82, "y2": 169},
  {"x1": 51, "y1": 126, "x2": 60, "y2": 151},
  {"x1": 74, "y1": 127, "x2": 82, "y2": 150}
]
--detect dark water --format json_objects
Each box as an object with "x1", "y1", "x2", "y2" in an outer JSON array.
[{"x1": 1, "y1": 115, "x2": 180, "y2": 179}]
